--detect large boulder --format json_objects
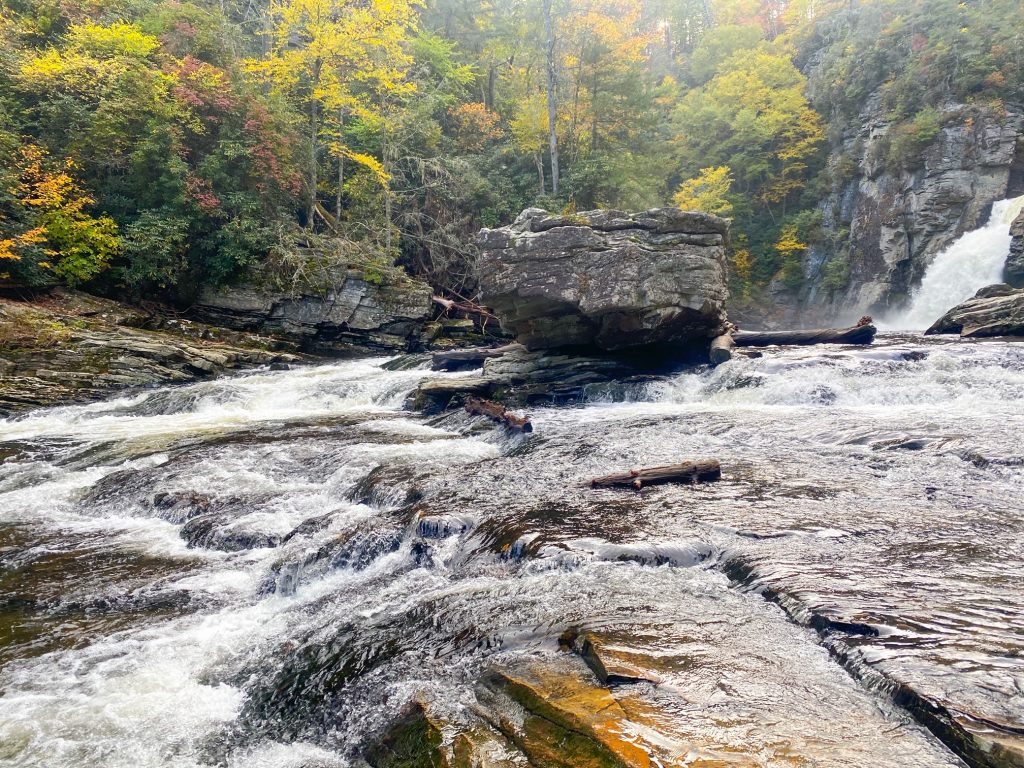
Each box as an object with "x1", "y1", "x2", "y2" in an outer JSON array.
[
  {"x1": 476, "y1": 208, "x2": 729, "y2": 352},
  {"x1": 195, "y1": 269, "x2": 433, "y2": 355},
  {"x1": 926, "y1": 283, "x2": 1024, "y2": 337},
  {"x1": 1005, "y1": 208, "x2": 1024, "y2": 289}
]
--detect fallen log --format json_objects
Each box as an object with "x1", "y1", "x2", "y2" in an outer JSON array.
[
  {"x1": 590, "y1": 459, "x2": 721, "y2": 490},
  {"x1": 732, "y1": 316, "x2": 876, "y2": 347},
  {"x1": 431, "y1": 344, "x2": 517, "y2": 371},
  {"x1": 709, "y1": 327, "x2": 735, "y2": 365},
  {"x1": 465, "y1": 397, "x2": 533, "y2": 433},
  {"x1": 432, "y1": 294, "x2": 499, "y2": 324}
]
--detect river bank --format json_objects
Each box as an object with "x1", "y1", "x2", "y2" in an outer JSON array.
[{"x1": 0, "y1": 291, "x2": 305, "y2": 416}]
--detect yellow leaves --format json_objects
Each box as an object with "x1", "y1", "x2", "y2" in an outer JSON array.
[
  {"x1": 674, "y1": 166, "x2": 734, "y2": 217},
  {"x1": 68, "y1": 22, "x2": 160, "y2": 59},
  {"x1": 732, "y1": 248, "x2": 753, "y2": 283},
  {"x1": 774, "y1": 224, "x2": 808, "y2": 256},
  {"x1": 1, "y1": 143, "x2": 118, "y2": 284},
  {"x1": 509, "y1": 95, "x2": 549, "y2": 154},
  {"x1": 449, "y1": 102, "x2": 503, "y2": 152},
  {"x1": 20, "y1": 50, "x2": 65, "y2": 81},
  {"x1": 331, "y1": 145, "x2": 390, "y2": 186}
]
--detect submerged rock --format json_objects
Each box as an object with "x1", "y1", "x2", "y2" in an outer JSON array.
[
  {"x1": 194, "y1": 270, "x2": 433, "y2": 355},
  {"x1": 926, "y1": 284, "x2": 1024, "y2": 337},
  {"x1": 477, "y1": 208, "x2": 729, "y2": 353},
  {"x1": 570, "y1": 632, "x2": 664, "y2": 686},
  {"x1": 364, "y1": 702, "x2": 448, "y2": 768}
]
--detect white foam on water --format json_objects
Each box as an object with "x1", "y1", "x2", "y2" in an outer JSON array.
[
  {"x1": 0, "y1": 357, "x2": 458, "y2": 445},
  {"x1": 884, "y1": 195, "x2": 1024, "y2": 330},
  {"x1": 0, "y1": 356, "x2": 504, "y2": 768}
]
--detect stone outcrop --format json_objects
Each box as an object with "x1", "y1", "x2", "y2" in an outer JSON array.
[
  {"x1": 802, "y1": 102, "x2": 1024, "y2": 320},
  {"x1": 194, "y1": 269, "x2": 434, "y2": 355},
  {"x1": 1006, "y1": 208, "x2": 1024, "y2": 289},
  {"x1": 0, "y1": 291, "x2": 300, "y2": 415},
  {"x1": 411, "y1": 343, "x2": 653, "y2": 413},
  {"x1": 477, "y1": 208, "x2": 729, "y2": 352},
  {"x1": 926, "y1": 283, "x2": 1024, "y2": 337}
]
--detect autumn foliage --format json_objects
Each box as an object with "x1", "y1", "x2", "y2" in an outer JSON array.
[{"x1": 0, "y1": 0, "x2": 1020, "y2": 300}]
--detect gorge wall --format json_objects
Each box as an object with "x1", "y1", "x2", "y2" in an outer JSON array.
[{"x1": 789, "y1": 101, "x2": 1024, "y2": 324}]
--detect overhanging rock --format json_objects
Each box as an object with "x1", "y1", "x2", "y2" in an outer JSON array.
[{"x1": 477, "y1": 207, "x2": 730, "y2": 352}]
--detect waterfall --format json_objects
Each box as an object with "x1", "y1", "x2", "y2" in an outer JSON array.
[{"x1": 885, "y1": 195, "x2": 1024, "y2": 330}]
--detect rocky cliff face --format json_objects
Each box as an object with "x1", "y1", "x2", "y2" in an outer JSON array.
[
  {"x1": 805, "y1": 102, "x2": 1024, "y2": 319},
  {"x1": 194, "y1": 270, "x2": 434, "y2": 355},
  {"x1": 1006, "y1": 208, "x2": 1024, "y2": 289},
  {"x1": 477, "y1": 208, "x2": 729, "y2": 352}
]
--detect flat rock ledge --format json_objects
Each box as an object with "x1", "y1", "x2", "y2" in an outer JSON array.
[
  {"x1": 411, "y1": 343, "x2": 657, "y2": 413},
  {"x1": 926, "y1": 283, "x2": 1024, "y2": 337},
  {"x1": 477, "y1": 207, "x2": 730, "y2": 353},
  {"x1": 194, "y1": 270, "x2": 437, "y2": 355},
  {"x1": 0, "y1": 291, "x2": 301, "y2": 415}
]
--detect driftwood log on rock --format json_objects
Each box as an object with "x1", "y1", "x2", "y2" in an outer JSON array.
[
  {"x1": 465, "y1": 397, "x2": 533, "y2": 433},
  {"x1": 431, "y1": 344, "x2": 518, "y2": 371},
  {"x1": 432, "y1": 294, "x2": 499, "y2": 324},
  {"x1": 709, "y1": 325, "x2": 736, "y2": 365},
  {"x1": 732, "y1": 316, "x2": 876, "y2": 348},
  {"x1": 590, "y1": 459, "x2": 721, "y2": 490}
]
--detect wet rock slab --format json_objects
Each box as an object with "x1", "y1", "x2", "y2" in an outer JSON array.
[
  {"x1": 412, "y1": 343, "x2": 655, "y2": 412},
  {"x1": 0, "y1": 291, "x2": 301, "y2": 415},
  {"x1": 927, "y1": 283, "x2": 1024, "y2": 337}
]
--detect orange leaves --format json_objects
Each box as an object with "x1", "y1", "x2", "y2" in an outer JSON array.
[
  {"x1": 0, "y1": 144, "x2": 118, "y2": 284},
  {"x1": 448, "y1": 102, "x2": 503, "y2": 152}
]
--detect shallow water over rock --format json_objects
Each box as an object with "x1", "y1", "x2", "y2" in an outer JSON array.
[{"x1": 0, "y1": 336, "x2": 1021, "y2": 767}]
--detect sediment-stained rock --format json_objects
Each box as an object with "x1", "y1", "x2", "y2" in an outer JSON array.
[{"x1": 474, "y1": 657, "x2": 654, "y2": 768}]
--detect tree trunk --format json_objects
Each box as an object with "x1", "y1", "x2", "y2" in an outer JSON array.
[
  {"x1": 308, "y1": 60, "x2": 323, "y2": 227},
  {"x1": 308, "y1": 98, "x2": 319, "y2": 226},
  {"x1": 486, "y1": 64, "x2": 496, "y2": 110},
  {"x1": 732, "y1": 319, "x2": 876, "y2": 347},
  {"x1": 591, "y1": 459, "x2": 721, "y2": 490},
  {"x1": 590, "y1": 68, "x2": 598, "y2": 152},
  {"x1": 535, "y1": 152, "x2": 546, "y2": 195},
  {"x1": 335, "y1": 108, "x2": 345, "y2": 220},
  {"x1": 709, "y1": 331, "x2": 735, "y2": 364},
  {"x1": 543, "y1": 0, "x2": 559, "y2": 196}
]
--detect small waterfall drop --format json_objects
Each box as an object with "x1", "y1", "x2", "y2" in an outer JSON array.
[{"x1": 886, "y1": 195, "x2": 1024, "y2": 330}]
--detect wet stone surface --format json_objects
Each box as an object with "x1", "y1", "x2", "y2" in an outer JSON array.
[{"x1": 0, "y1": 336, "x2": 1021, "y2": 767}]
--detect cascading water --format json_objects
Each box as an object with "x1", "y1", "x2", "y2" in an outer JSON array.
[
  {"x1": 884, "y1": 195, "x2": 1024, "y2": 330},
  {"x1": 1, "y1": 340, "x2": 1022, "y2": 767}
]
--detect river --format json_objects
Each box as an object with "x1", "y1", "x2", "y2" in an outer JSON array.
[{"x1": 1, "y1": 336, "x2": 1022, "y2": 767}]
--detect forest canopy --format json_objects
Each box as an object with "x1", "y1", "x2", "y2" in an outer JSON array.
[{"x1": 1, "y1": 0, "x2": 1022, "y2": 301}]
